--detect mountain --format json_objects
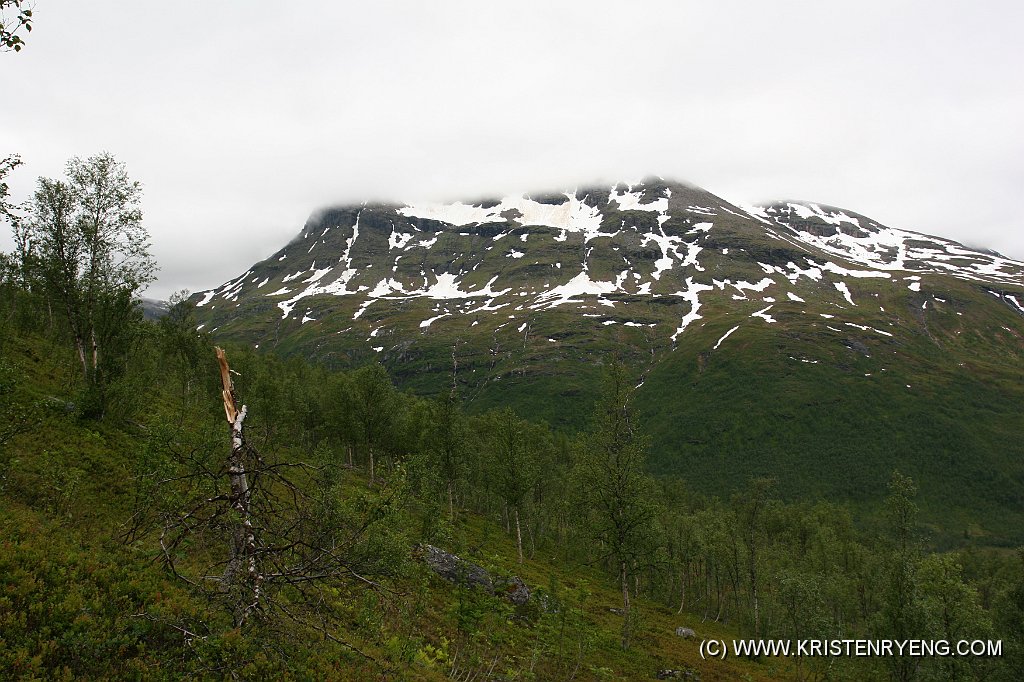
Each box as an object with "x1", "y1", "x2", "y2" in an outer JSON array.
[
  {"x1": 139, "y1": 297, "x2": 170, "y2": 320},
  {"x1": 191, "y1": 178, "x2": 1024, "y2": 544}
]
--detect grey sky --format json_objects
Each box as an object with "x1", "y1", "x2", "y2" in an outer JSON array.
[{"x1": 2, "y1": 1, "x2": 1023, "y2": 299}]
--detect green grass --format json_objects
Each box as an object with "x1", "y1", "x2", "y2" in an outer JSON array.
[{"x1": 0, "y1": 329, "x2": 791, "y2": 681}]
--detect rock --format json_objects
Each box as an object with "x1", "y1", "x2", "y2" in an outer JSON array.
[
  {"x1": 419, "y1": 544, "x2": 493, "y2": 592},
  {"x1": 656, "y1": 668, "x2": 700, "y2": 680},
  {"x1": 44, "y1": 396, "x2": 75, "y2": 414},
  {"x1": 608, "y1": 607, "x2": 625, "y2": 616},
  {"x1": 497, "y1": 575, "x2": 531, "y2": 606},
  {"x1": 675, "y1": 626, "x2": 697, "y2": 639},
  {"x1": 417, "y1": 544, "x2": 530, "y2": 606}
]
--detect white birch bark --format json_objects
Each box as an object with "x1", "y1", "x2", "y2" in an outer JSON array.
[{"x1": 215, "y1": 347, "x2": 261, "y2": 626}]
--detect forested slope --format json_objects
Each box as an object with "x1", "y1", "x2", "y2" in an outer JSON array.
[{"x1": 1, "y1": 285, "x2": 1022, "y2": 680}]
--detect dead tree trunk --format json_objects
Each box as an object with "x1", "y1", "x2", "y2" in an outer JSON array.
[{"x1": 215, "y1": 346, "x2": 261, "y2": 627}]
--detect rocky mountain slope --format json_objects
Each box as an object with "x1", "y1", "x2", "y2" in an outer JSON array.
[{"x1": 192, "y1": 178, "x2": 1024, "y2": 544}]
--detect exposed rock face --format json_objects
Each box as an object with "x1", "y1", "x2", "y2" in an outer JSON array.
[
  {"x1": 418, "y1": 544, "x2": 530, "y2": 606},
  {"x1": 420, "y1": 544, "x2": 494, "y2": 592}
]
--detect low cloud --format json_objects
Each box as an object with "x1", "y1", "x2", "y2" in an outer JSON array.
[{"x1": 2, "y1": 1, "x2": 1022, "y2": 298}]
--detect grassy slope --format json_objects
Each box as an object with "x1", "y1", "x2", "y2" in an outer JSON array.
[{"x1": 0, "y1": 332, "x2": 784, "y2": 681}]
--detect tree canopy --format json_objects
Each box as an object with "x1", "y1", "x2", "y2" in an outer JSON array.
[
  {"x1": 22, "y1": 152, "x2": 156, "y2": 415},
  {"x1": 0, "y1": 0, "x2": 32, "y2": 52}
]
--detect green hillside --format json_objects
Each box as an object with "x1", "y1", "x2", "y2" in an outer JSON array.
[
  {"x1": 2, "y1": 306, "x2": 1022, "y2": 680},
  {"x1": 0, "y1": 325, "x2": 778, "y2": 681},
  {"x1": 634, "y1": 273, "x2": 1024, "y2": 544}
]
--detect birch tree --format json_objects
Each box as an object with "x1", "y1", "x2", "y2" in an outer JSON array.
[
  {"x1": 875, "y1": 471, "x2": 928, "y2": 682},
  {"x1": 572, "y1": 363, "x2": 660, "y2": 649},
  {"x1": 26, "y1": 153, "x2": 156, "y2": 415},
  {"x1": 350, "y1": 363, "x2": 396, "y2": 485},
  {"x1": 732, "y1": 477, "x2": 774, "y2": 640},
  {"x1": 214, "y1": 346, "x2": 262, "y2": 625},
  {"x1": 486, "y1": 407, "x2": 543, "y2": 564},
  {"x1": 425, "y1": 391, "x2": 469, "y2": 520}
]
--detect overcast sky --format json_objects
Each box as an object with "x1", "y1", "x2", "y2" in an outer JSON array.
[{"x1": 2, "y1": 1, "x2": 1023, "y2": 299}]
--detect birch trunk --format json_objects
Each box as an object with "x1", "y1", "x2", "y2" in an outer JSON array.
[
  {"x1": 215, "y1": 347, "x2": 261, "y2": 626},
  {"x1": 620, "y1": 561, "x2": 631, "y2": 649},
  {"x1": 514, "y1": 507, "x2": 524, "y2": 564},
  {"x1": 677, "y1": 570, "x2": 687, "y2": 614},
  {"x1": 90, "y1": 326, "x2": 99, "y2": 374},
  {"x1": 74, "y1": 337, "x2": 88, "y2": 378},
  {"x1": 368, "y1": 443, "x2": 375, "y2": 485},
  {"x1": 526, "y1": 516, "x2": 536, "y2": 559}
]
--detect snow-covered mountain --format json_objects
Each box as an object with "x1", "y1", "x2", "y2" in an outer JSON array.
[
  {"x1": 192, "y1": 177, "x2": 1023, "y2": 353},
  {"x1": 191, "y1": 177, "x2": 1024, "y2": 542}
]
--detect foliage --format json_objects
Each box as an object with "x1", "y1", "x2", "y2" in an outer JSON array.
[
  {"x1": 1, "y1": 153, "x2": 23, "y2": 227},
  {"x1": 0, "y1": 358, "x2": 38, "y2": 454},
  {"x1": 0, "y1": 0, "x2": 31, "y2": 52},
  {"x1": 571, "y1": 362, "x2": 662, "y2": 648},
  {"x1": 21, "y1": 153, "x2": 156, "y2": 418}
]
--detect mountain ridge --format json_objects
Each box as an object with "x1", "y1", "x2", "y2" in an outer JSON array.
[
  {"x1": 190, "y1": 177, "x2": 1024, "y2": 544},
  {"x1": 194, "y1": 177, "x2": 1023, "y2": 313}
]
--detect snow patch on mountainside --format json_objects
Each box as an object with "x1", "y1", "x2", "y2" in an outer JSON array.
[
  {"x1": 752, "y1": 305, "x2": 777, "y2": 324},
  {"x1": 714, "y1": 325, "x2": 740, "y2": 350},
  {"x1": 533, "y1": 272, "x2": 620, "y2": 309},
  {"x1": 193, "y1": 180, "x2": 1024, "y2": 354},
  {"x1": 609, "y1": 185, "x2": 668, "y2": 213},
  {"x1": 670, "y1": 278, "x2": 714, "y2": 342},
  {"x1": 398, "y1": 194, "x2": 605, "y2": 238},
  {"x1": 762, "y1": 202, "x2": 1024, "y2": 287},
  {"x1": 834, "y1": 282, "x2": 855, "y2": 306}
]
